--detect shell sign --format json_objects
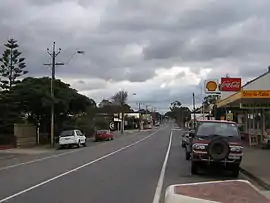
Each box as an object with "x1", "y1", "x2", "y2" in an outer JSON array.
[{"x1": 204, "y1": 79, "x2": 220, "y2": 94}]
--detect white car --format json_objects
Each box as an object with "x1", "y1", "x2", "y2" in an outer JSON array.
[{"x1": 58, "y1": 129, "x2": 87, "y2": 148}]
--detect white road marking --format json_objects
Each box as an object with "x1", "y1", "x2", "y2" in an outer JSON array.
[
  {"x1": 0, "y1": 128, "x2": 162, "y2": 172},
  {"x1": 0, "y1": 148, "x2": 85, "y2": 172},
  {"x1": 0, "y1": 129, "x2": 161, "y2": 203},
  {"x1": 152, "y1": 130, "x2": 173, "y2": 203}
]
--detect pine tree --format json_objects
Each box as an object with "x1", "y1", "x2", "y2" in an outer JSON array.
[{"x1": 0, "y1": 39, "x2": 28, "y2": 90}]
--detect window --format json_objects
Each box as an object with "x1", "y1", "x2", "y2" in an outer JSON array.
[
  {"x1": 76, "y1": 130, "x2": 83, "y2": 136},
  {"x1": 60, "y1": 130, "x2": 74, "y2": 137},
  {"x1": 197, "y1": 122, "x2": 239, "y2": 137}
]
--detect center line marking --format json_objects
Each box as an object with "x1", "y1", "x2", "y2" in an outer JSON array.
[
  {"x1": 152, "y1": 129, "x2": 173, "y2": 203},
  {"x1": 0, "y1": 129, "x2": 162, "y2": 203}
]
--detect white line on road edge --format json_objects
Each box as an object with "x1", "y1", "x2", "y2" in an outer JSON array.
[
  {"x1": 152, "y1": 130, "x2": 173, "y2": 203},
  {"x1": 0, "y1": 148, "x2": 86, "y2": 172},
  {"x1": 0, "y1": 128, "x2": 163, "y2": 172},
  {"x1": 0, "y1": 129, "x2": 161, "y2": 203}
]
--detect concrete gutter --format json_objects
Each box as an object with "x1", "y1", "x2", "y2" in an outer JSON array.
[{"x1": 240, "y1": 167, "x2": 270, "y2": 190}]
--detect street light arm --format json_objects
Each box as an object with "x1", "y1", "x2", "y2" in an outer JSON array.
[{"x1": 65, "y1": 50, "x2": 85, "y2": 65}]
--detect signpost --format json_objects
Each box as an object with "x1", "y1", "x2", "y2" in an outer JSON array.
[{"x1": 204, "y1": 79, "x2": 221, "y2": 95}]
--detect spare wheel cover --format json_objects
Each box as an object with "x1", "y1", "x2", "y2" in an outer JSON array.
[{"x1": 207, "y1": 138, "x2": 230, "y2": 161}]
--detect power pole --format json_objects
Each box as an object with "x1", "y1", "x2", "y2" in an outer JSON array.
[
  {"x1": 44, "y1": 42, "x2": 64, "y2": 147},
  {"x1": 192, "y1": 92, "x2": 196, "y2": 129},
  {"x1": 138, "y1": 102, "x2": 141, "y2": 131}
]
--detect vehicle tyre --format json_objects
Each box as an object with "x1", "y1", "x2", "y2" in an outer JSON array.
[
  {"x1": 207, "y1": 137, "x2": 230, "y2": 161},
  {"x1": 185, "y1": 150, "x2": 190, "y2": 160},
  {"x1": 111, "y1": 137, "x2": 114, "y2": 140},
  {"x1": 182, "y1": 143, "x2": 185, "y2": 148},
  {"x1": 58, "y1": 145, "x2": 63, "y2": 150},
  {"x1": 77, "y1": 140, "x2": 80, "y2": 148},
  {"x1": 231, "y1": 165, "x2": 240, "y2": 178},
  {"x1": 82, "y1": 142, "x2": 87, "y2": 147},
  {"x1": 191, "y1": 161, "x2": 199, "y2": 174}
]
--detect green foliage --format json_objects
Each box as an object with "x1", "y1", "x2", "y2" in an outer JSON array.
[
  {"x1": 0, "y1": 39, "x2": 28, "y2": 90},
  {"x1": 165, "y1": 100, "x2": 191, "y2": 125},
  {"x1": 111, "y1": 90, "x2": 128, "y2": 105},
  {"x1": 0, "y1": 77, "x2": 96, "y2": 136},
  {"x1": 203, "y1": 95, "x2": 219, "y2": 105},
  {"x1": 0, "y1": 91, "x2": 22, "y2": 133},
  {"x1": 10, "y1": 77, "x2": 95, "y2": 119}
]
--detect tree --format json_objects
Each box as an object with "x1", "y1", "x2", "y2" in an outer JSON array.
[
  {"x1": 167, "y1": 100, "x2": 191, "y2": 127},
  {"x1": 111, "y1": 90, "x2": 128, "y2": 134},
  {"x1": 203, "y1": 95, "x2": 219, "y2": 106},
  {"x1": 8, "y1": 77, "x2": 95, "y2": 135},
  {"x1": 0, "y1": 39, "x2": 27, "y2": 90}
]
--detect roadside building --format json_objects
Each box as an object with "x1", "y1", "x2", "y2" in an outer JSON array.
[{"x1": 216, "y1": 67, "x2": 270, "y2": 146}]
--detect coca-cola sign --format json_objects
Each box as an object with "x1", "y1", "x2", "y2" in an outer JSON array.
[{"x1": 220, "y1": 78, "x2": 241, "y2": 91}]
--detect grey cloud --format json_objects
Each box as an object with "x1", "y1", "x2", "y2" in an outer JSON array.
[{"x1": 1, "y1": 0, "x2": 270, "y2": 110}]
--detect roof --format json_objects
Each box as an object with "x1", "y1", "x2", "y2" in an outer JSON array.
[
  {"x1": 196, "y1": 119, "x2": 236, "y2": 124},
  {"x1": 242, "y1": 68, "x2": 270, "y2": 87}
]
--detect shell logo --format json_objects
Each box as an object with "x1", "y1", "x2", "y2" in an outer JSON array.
[{"x1": 206, "y1": 80, "x2": 218, "y2": 91}]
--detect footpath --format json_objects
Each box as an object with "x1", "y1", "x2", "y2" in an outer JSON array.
[{"x1": 240, "y1": 147, "x2": 270, "y2": 190}]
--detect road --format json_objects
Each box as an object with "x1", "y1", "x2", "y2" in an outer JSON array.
[{"x1": 0, "y1": 122, "x2": 252, "y2": 203}]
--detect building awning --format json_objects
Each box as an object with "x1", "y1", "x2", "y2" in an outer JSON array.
[{"x1": 216, "y1": 90, "x2": 270, "y2": 108}]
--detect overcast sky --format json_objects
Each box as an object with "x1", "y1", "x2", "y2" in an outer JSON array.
[{"x1": 1, "y1": 0, "x2": 270, "y2": 112}]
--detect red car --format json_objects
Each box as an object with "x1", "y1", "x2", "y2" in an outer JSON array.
[{"x1": 95, "y1": 130, "x2": 114, "y2": 142}]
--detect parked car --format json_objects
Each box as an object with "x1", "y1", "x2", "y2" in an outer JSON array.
[
  {"x1": 95, "y1": 130, "x2": 114, "y2": 141},
  {"x1": 187, "y1": 120, "x2": 243, "y2": 177},
  {"x1": 58, "y1": 129, "x2": 87, "y2": 148},
  {"x1": 181, "y1": 132, "x2": 189, "y2": 148},
  {"x1": 155, "y1": 122, "x2": 160, "y2": 126}
]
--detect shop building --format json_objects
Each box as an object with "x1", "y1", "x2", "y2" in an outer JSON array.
[{"x1": 216, "y1": 67, "x2": 270, "y2": 146}]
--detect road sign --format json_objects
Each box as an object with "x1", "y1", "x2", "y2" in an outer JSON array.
[
  {"x1": 226, "y1": 113, "x2": 233, "y2": 121},
  {"x1": 109, "y1": 122, "x2": 115, "y2": 130}
]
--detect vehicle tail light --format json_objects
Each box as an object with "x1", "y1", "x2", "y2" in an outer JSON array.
[{"x1": 230, "y1": 146, "x2": 243, "y2": 153}]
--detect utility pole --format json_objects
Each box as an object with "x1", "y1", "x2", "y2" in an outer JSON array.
[
  {"x1": 192, "y1": 92, "x2": 196, "y2": 129},
  {"x1": 44, "y1": 42, "x2": 64, "y2": 147},
  {"x1": 138, "y1": 102, "x2": 141, "y2": 131}
]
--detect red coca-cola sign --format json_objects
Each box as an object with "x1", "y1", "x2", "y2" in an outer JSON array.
[{"x1": 220, "y1": 78, "x2": 241, "y2": 91}]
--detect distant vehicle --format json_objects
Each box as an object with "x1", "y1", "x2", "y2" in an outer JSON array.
[
  {"x1": 95, "y1": 130, "x2": 114, "y2": 141},
  {"x1": 144, "y1": 124, "x2": 153, "y2": 129},
  {"x1": 59, "y1": 129, "x2": 87, "y2": 148},
  {"x1": 181, "y1": 132, "x2": 189, "y2": 148},
  {"x1": 187, "y1": 120, "x2": 243, "y2": 177},
  {"x1": 155, "y1": 122, "x2": 160, "y2": 126}
]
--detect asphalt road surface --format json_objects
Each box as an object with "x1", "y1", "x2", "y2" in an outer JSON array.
[{"x1": 0, "y1": 122, "x2": 251, "y2": 203}]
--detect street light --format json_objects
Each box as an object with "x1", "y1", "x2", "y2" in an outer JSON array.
[{"x1": 44, "y1": 42, "x2": 85, "y2": 147}]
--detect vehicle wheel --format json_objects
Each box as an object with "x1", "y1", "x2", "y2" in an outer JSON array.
[
  {"x1": 231, "y1": 166, "x2": 240, "y2": 178},
  {"x1": 58, "y1": 145, "x2": 63, "y2": 150},
  {"x1": 191, "y1": 161, "x2": 199, "y2": 175},
  {"x1": 77, "y1": 140, "x2": 80, "y2": 148},
  {"x1": 185, "y1": 150, "x2": 190, "y2": 160},
  {"x1": 82, "y1": 142, "x2": 87, "y2": 147},
  {"x1": 111, "y1": 137, "x2": 114, "y2": 140}
]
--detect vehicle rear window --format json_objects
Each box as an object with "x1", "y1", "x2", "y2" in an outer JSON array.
[
  {"x1": 60, "y1": 130, "x2": 74, "y2": 137},
  {"x1": 197, "y1": 122, "x2": 239, "y2": 137},
  {"x1": 97, "y1": 130, "x2": 109, "y2": 134}
]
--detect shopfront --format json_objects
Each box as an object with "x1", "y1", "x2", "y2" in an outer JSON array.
[{"x1": 216, "y1": 69, "x2": 270, "y2": 146}]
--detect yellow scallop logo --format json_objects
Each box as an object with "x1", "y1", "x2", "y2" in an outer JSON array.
[{"x1": 206, "y1": 81, "x2": 217, "y2": 91}]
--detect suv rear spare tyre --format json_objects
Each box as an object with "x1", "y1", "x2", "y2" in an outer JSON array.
[{"x1": 207, "y1": 138, "x2": 230, "y2": 161}]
